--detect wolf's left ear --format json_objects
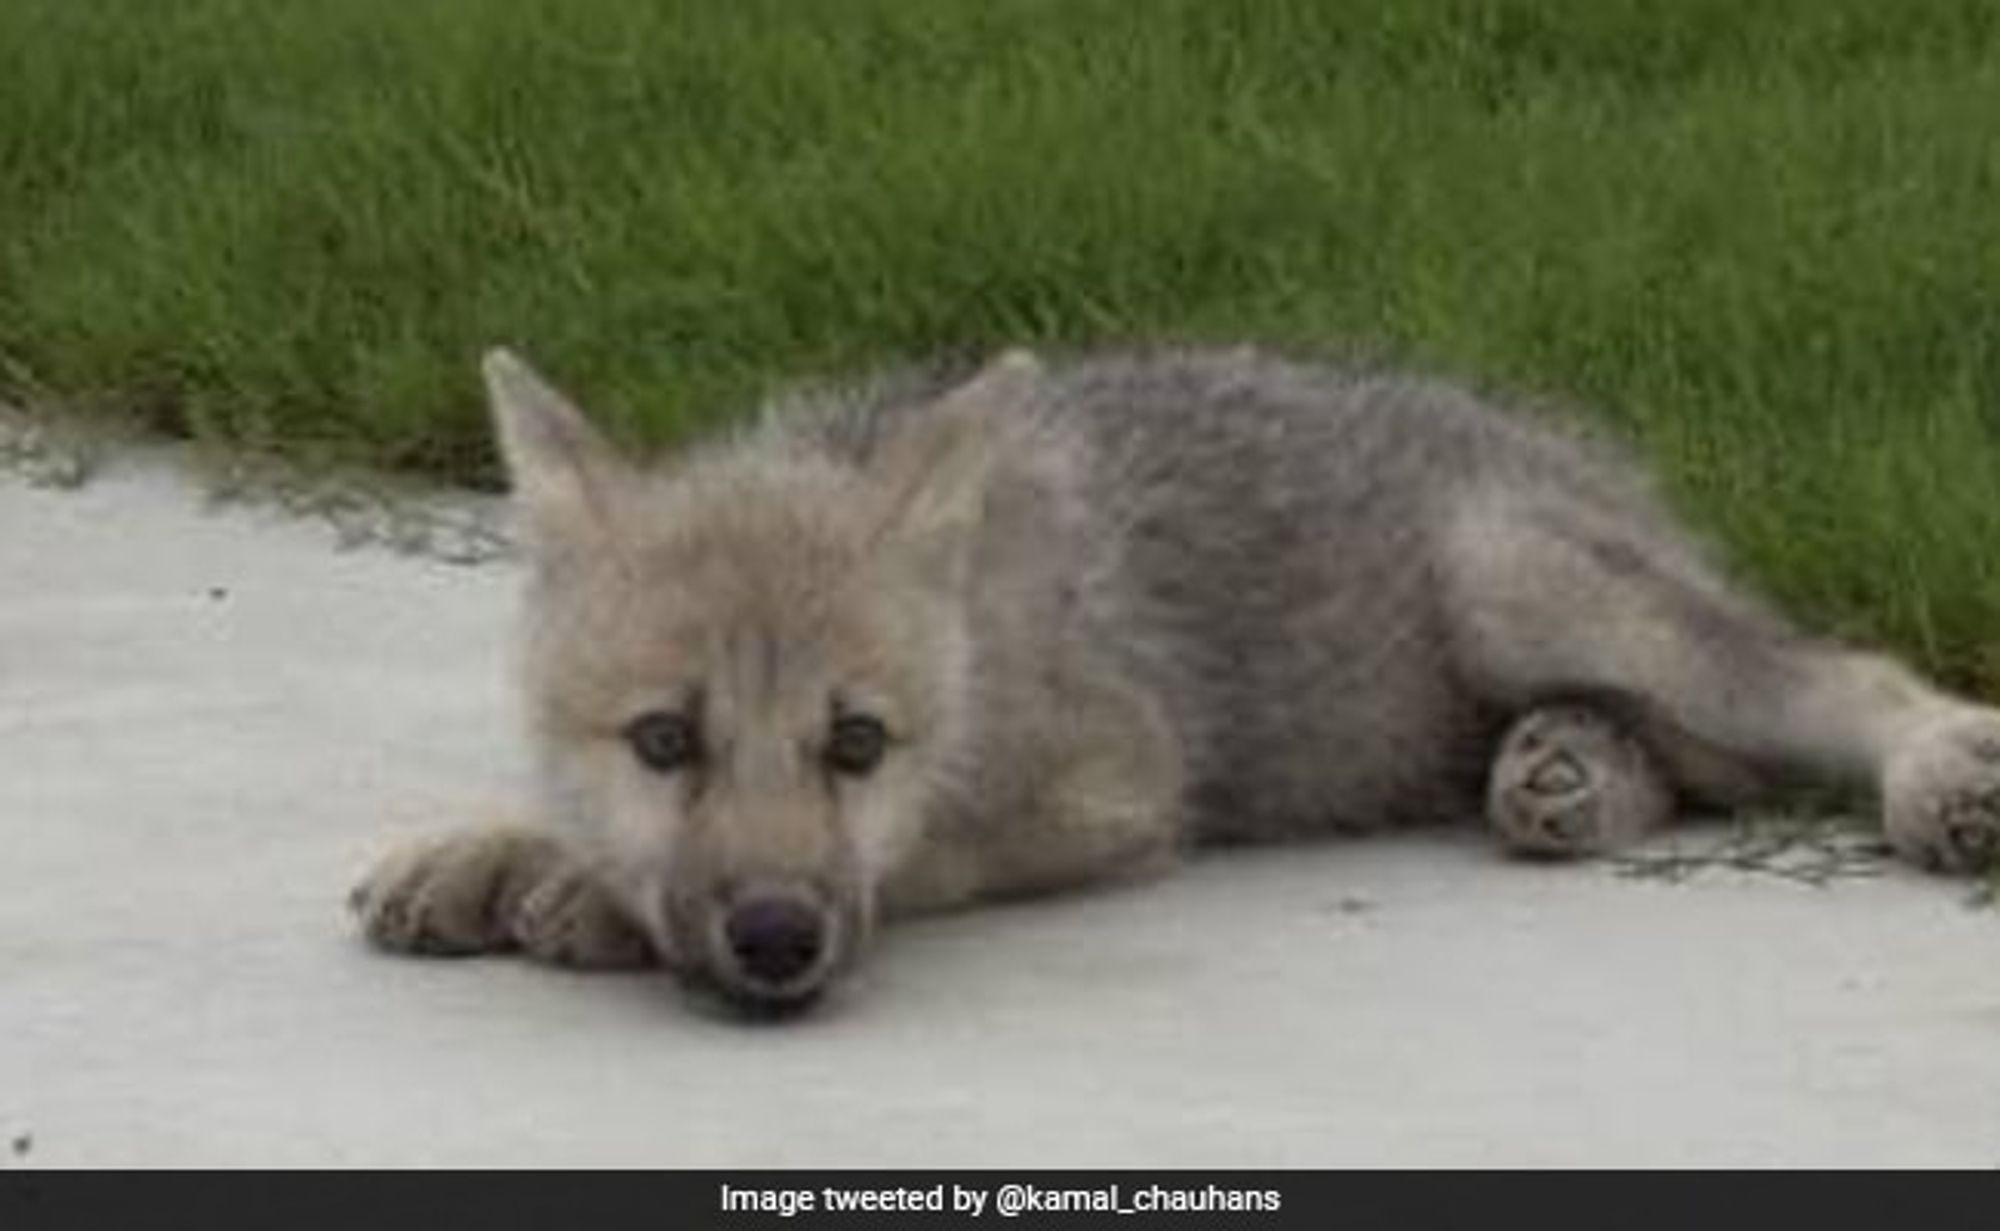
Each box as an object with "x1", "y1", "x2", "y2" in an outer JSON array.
[
  {"x1": 871, "y1": 348, "x2": 1042, "y2": 585},
  {"x1": 482, "y1": 348, "x2": 635, "y2": 554}
]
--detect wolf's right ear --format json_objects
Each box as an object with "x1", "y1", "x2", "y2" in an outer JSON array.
[{"x1": 482, "y1": 348, "x2": 633, "y2": 554}]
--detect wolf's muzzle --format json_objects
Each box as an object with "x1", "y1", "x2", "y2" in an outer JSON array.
[{"x1": 704, "y1": 881, "x2": 840, "y2": 1010}]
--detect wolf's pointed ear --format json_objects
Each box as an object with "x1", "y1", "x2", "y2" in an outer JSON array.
[
  {"x1": 871, "y1": 348, "x2": 1042, "y2": 585},
  {"x1": 482, "y1": 348, "x2": 633, "y2": 553}
]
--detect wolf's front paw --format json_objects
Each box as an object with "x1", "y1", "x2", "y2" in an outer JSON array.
[
  {"x1": 1488, "y1": 705, "x2": 1672, "y2": 858},
  {"x1": 349, "y1": 828, "x2": 562, "y2": 957},
  {"x1": 1883, "y1": 711, "x2": 2000, "y2": 872},
  {"x1": 513, "y1": 865, "x2": 657, "y2": 970}
]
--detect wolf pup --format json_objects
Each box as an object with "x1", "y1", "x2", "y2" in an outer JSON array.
[{"x1": 352, "y1": 346, "x2": 2000, "y2": 1014}]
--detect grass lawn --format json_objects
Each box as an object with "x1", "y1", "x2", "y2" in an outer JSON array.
[{"x1": 4, "y1": 0, "x2": 2000, "y2": 688}]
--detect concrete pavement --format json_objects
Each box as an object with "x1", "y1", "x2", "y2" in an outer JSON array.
[{"x1": 4, "y1": 452, "x2": 1999, "y2": 1167}]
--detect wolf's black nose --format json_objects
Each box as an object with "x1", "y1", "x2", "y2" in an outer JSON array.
[{"x1": 723, "y1": 895, "x2": 826, "y2": 986}]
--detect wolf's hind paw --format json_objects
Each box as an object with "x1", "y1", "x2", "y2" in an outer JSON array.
[
  {"x1": 1487, "y1": 705, "x2": 1672, "y2": 859},
  {"x1": 1884, "y1": 712, "x2": 2000, "y2": 873}
]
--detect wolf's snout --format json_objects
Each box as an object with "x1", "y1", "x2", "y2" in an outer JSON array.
[
  {"x1": 724, "y1": 894, "x2": 826, "y2": 985},
  {"x1": 696, "y1": 881, "x2": 846, "y2": 1011}
]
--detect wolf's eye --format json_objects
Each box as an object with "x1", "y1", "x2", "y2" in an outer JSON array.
[
  {"x1": 625, "y1": 711, "x2": 701, "y2": 774},
  {"x1": 824, "y1": 713, "x2": 889, "y2": 777}
]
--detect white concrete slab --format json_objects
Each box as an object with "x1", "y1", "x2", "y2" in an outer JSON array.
[{"x1": 4, "y1": 455, "x2": 2000, "y2": 1168}]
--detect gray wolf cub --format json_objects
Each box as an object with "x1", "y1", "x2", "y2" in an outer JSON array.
[{"x1": 353, "y1": 346, "x2": 2000, "y2": 1014}]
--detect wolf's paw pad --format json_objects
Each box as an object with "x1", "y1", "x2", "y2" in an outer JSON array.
[
  {"x1": 1488, "y1": 706, "x2": 1670, "y2": 859},
  {"x1": 1884, "y1": 714, "x2": 2000, "y2": 873},
  {"x1": 513, "y1": 870, "x2": 657, "y2": 970},
  {"x1": 350, "y1": 830, "x2": 553, "y2": 957}
]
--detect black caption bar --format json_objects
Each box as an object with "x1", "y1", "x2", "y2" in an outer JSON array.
[{"x1": 0, "y1": 1170, "x2": 1958, "y2": 1230}]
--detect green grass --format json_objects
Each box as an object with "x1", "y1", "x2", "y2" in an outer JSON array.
[{"x1": 6, "y1": 0, "x2": 2000, "y2": 688}]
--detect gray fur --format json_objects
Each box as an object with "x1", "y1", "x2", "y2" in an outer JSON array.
[{"x1": 352, "y1": 345, "x2": 2000, "y2": 1014}]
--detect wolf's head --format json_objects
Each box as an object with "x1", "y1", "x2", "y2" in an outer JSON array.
[{"x1": 483, "y1": 349, "x2": 1036, "y2": 1013}]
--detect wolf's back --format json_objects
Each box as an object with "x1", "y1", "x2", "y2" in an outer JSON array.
[{"x1": 800, "y1": 348, "x2": 1677, "y2": 837}]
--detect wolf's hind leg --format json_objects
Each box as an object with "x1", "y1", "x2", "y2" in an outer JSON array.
[
  {"x1": 351, "y1": 827, "x2": 655, "y2": 968},
  {"x1": 1441, "y1": 489, "x2": 2000, "y2": 872},
  {"x1": 1487, "y1": 704, "x2": 1672, "y2": 858}
]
